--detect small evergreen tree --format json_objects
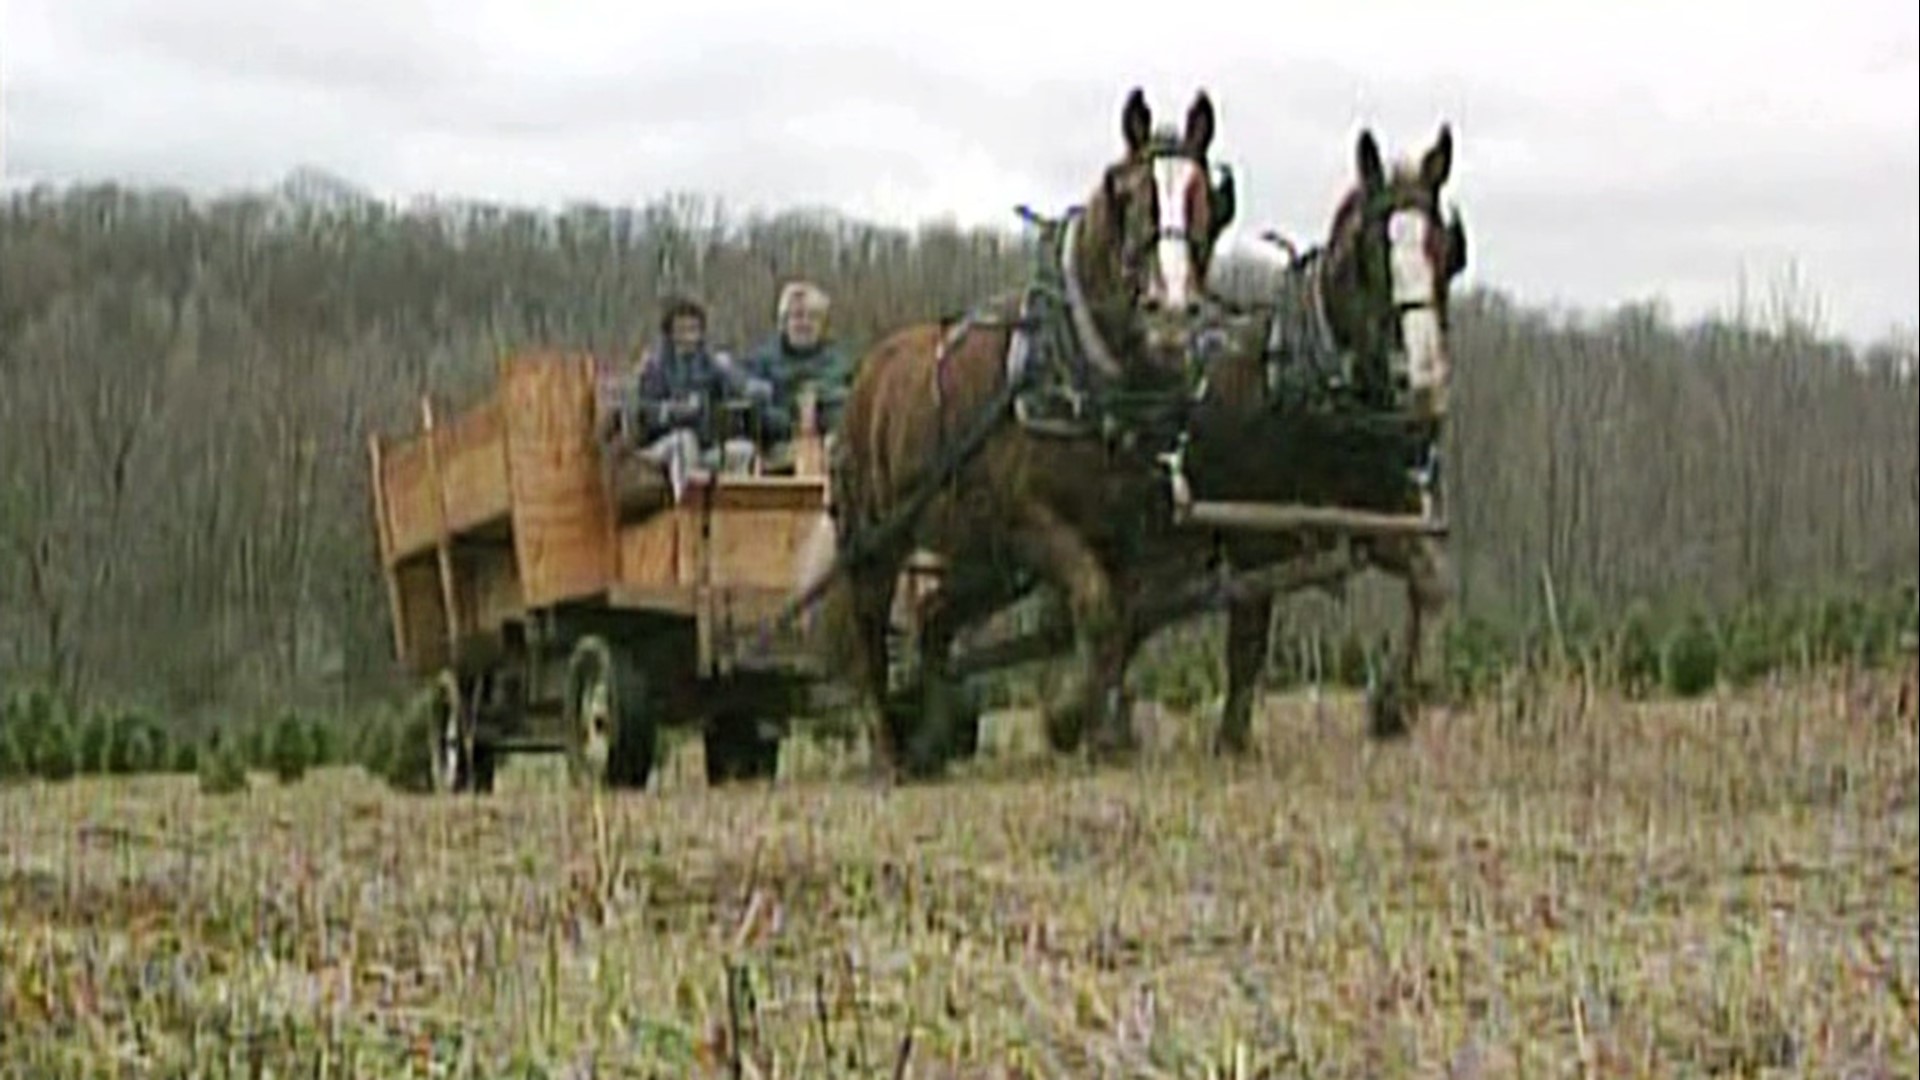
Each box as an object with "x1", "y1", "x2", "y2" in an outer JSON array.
[
  {"x1": 197, "y1": 732, "x2": 249, "y2": 795},
  {"x1": 1663, "y1": 611, "x2": 1721, "y2": 698},
  {"x1": 267, "y1": 710, "x2": 313, "y2": 784}
]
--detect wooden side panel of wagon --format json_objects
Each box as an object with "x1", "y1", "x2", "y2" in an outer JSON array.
[{"x1": 367, "y1": 352, "x2": 620, "y2": 677}]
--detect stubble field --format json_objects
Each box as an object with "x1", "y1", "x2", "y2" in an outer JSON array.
[{"x1": 2, "y1": 679, "x2": 1916, "y2": 1078}]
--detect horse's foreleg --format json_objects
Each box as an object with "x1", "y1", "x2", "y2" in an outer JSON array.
[
  {"x1": 1218, "y1": 585, "x2": 1275, "y2": 756},
  {"x1": 900, "y1": 571, "x2": 1009, "y2": 776},
  {"x1": 1374, "y1": 535, "x2": 1450, "y2": 739},
  {"x1": 1013, "y1": 506, "x2": 1134, "y2": 758}
]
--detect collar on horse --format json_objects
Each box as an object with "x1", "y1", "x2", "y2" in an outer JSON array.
[
  {"x1": 1018, "y1": 203, "x2": 1209, "y2": 443},
  {"x1": 927, "y1": 195, "x2": 1210, "y2": 455},
  {"x1": 1255, "y1": 239, "x2": 1359, "y2": 411},
  {"x1": 1057, "y1": 209, "x2": 1125, "y2": 382}
]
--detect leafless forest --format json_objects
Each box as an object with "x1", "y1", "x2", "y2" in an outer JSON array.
[{"x1": 2, "y1": 178, "x2": 1916, "y2": 735}]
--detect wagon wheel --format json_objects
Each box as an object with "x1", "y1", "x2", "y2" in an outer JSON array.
[
  {"x1": 427, "y1": 669, "x2": 475, "y2": 794},
  {"x1": 563, "y1": 636, "x2": 657, "y2": 790},
  {"x1": 704, "y1": 711, "x2": 781, "y2": 787},
  {"x1": 465, "y1": 669, "x2": 514, "y2": 795}
]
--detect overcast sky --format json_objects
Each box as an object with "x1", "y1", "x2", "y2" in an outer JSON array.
[{"x1": 6, "y1": 0, "x2": 1916, "y2": 344}]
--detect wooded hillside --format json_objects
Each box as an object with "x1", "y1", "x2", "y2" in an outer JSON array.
[{"x1": 2, "y1": 180, "x2": 1915, "y2": 723}]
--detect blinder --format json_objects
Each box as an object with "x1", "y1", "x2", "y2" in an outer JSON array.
[
  {"x1": 1445, "y1": 208, "x2": 1468, "y2": 277},
  {"x1": 1209, "y1": 163, "x2": 1237, "y2": 242}
]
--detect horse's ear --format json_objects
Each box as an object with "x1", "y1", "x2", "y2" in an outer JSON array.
[
  {"x1": 1210, "y1": 164, "x2": 1237, "y2": 240},
  {"x1": 1122, "y1": 88, "x2": 1152, "y2": 154},
  {"x1": 1445, "y1": 206, "x2": 1468, "y2": 276},
  {"x1": 1356, "y1": 129, "x2": 1386, "y2": 193},
  {"x1": 1420, "y1": 124, "x2": 1454, "y2": 191},
  {"x1": 1183, "y1": 91, "x2": 1216, "y2": 158},
  {"x1": 1101, "y1": 166, "x2": 1127, "y2": 240}
]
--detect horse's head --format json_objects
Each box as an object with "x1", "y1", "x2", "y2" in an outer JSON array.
[
  {"x1": 1320, "y1": 124, "x2": 1468, "y2": 419},
  {"x1": 1068, "y1": 87, "x2": 1238, "y2": 389}
]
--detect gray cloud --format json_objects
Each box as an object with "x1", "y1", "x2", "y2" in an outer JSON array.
[{"x1": 7, "y1": 0, "x2": 1915, "y2": 343}]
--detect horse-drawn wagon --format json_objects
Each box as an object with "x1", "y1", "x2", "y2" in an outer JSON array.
[{"x1": 365, "y1": 350, "x2": 847, "y2": 793}]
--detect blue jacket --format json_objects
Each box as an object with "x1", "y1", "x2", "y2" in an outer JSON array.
[
  {"x1": 632, "y1": 337, "x2": 753, "y2": 443},
  {"x1": 738, "y1": 335, "x2": 855, "y2": 441}
]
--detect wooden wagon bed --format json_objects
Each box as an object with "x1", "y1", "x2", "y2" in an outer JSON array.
[{"x1": 367, "y1": 351, "x2": 830, "y2": 680}]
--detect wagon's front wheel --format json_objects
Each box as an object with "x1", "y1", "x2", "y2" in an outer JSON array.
[{"x1": 564, "y1": 636, "x2": 657, "y2": 790}]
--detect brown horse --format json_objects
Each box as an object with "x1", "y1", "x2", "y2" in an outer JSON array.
[
  {"x1": 797, "y1": 88, "x2": 1237, "y2": 780},
  {"x1": 1108, "y1": 124, "x2": 1471, "y2": 749}
]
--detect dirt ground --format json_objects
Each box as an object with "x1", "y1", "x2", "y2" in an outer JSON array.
[{"x1": 2, "y1": 681, "x2": 1915, "y2": 1077}]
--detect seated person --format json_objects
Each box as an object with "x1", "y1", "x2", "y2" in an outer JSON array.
[
  {"x1": 605, "y1": 295, "x2": 765, "y2": 487},
  {"x1": 738, "y1": 280, "x2": 855, "y2": 472}
]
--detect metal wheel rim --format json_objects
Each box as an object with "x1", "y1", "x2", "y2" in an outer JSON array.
[
  {"x1": 577, "y1": 669, "x2": 613, "y2": 778},
  {"x1": 430, "y1": 676, "x2": 463, "y2": 792}
]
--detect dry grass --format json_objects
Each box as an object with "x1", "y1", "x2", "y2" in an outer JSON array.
[{"x1": 2, "y1": 678, "x2": 1915, "y2": 1078}]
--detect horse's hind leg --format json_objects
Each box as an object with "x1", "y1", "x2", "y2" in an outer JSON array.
[
  {"x1": 844, "y1": 567, "x2": 904, "y2": 779},
  {"x1": 899, "y1": 569, "x2": 1013, "y2": 775},
  {"x1": 1012, "y1": 504, "x2": 1136, "y2": 759}
]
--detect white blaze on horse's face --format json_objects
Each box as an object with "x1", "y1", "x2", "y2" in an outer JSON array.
[
  {"x1": 1387, "y1": 207, "x2": 1448, "y2": 413},
  {"x1": 1148, "y1": 155, "x2": 1204, "y2": 314}
]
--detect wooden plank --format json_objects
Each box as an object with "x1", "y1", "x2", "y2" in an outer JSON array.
[
  {"x1": 494, "y1": 350, "x2": 531, "y2": 615},
  {"x1": 455, "y1": 546, "x2": 525, "y2": 636},
  {"x1": 590, "y1": 353, "x2": 629, "y2": 604},
  {"x1": 395, "y1": 558, "x2": 450, "y2": 674},
  {"x1": 501, "y1": 352, "x2": 617, "y2": 608},
  {"x1": 791, "y1": 385, "x2": 826, "y2": 478},
  {"x1": 615, "y1": 512, "x2": 682, "y2": 591},
  {"x1": 604, "y1": 584, "x2": 698, "y2": 615},
  {"x1": 710, "y1": 506, "x2": 822, "y2": 590},
  {"x1": 380, "y1": 437, "x2": 439, "y2": 560},
  {"x1": 437, "y1": 395, "x2": 512, "y2": 536},
  {"x1": 674, "y1": 502, "x2": 701, "y2": 587},
  {"x1": 710, "y1": 585, "x2": 816, "y2": 673},
  {"x1": 1174, "y1": 499, "x2": 1449, "y2": 538},
  {"x1": 420, "y1": 395, "x2": 464, "y2": 667},
  {"x1": 703, "y1": 477, "x2": 828, "y2": 511},
  {"x1": 694, "y1": 479, "x2": 717, "y2": 671},
  {"x1": 366, "y1": 432, "x2": 413, "y2": 667}
]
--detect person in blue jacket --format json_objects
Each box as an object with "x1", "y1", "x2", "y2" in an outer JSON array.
[
  {"x1": 608, "y1": 295, "x2": 765, "y2": 481},
  {"x1": 737, "y1": 280, "x2": 855, "y2": 472}
]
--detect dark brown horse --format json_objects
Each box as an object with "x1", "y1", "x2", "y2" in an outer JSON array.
[
  {"x1": 796, "y1": 88, "x2": 1236, "y2": 779},
  {"x1": 1108, "y1": 124, "x2": 1470, "y2": 749}
]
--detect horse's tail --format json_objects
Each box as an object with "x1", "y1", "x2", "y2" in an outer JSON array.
[{"x1": 794, "y1": 511, "x2": 862, "y2": 677}]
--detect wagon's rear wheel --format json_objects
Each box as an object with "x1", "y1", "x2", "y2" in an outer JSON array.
[
  {"x1": 564, "y1": 636, "x2": 657, "y2": 790},
  {"x1": 427, "y1": 669, "x2": 476, "y2": 794}
]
